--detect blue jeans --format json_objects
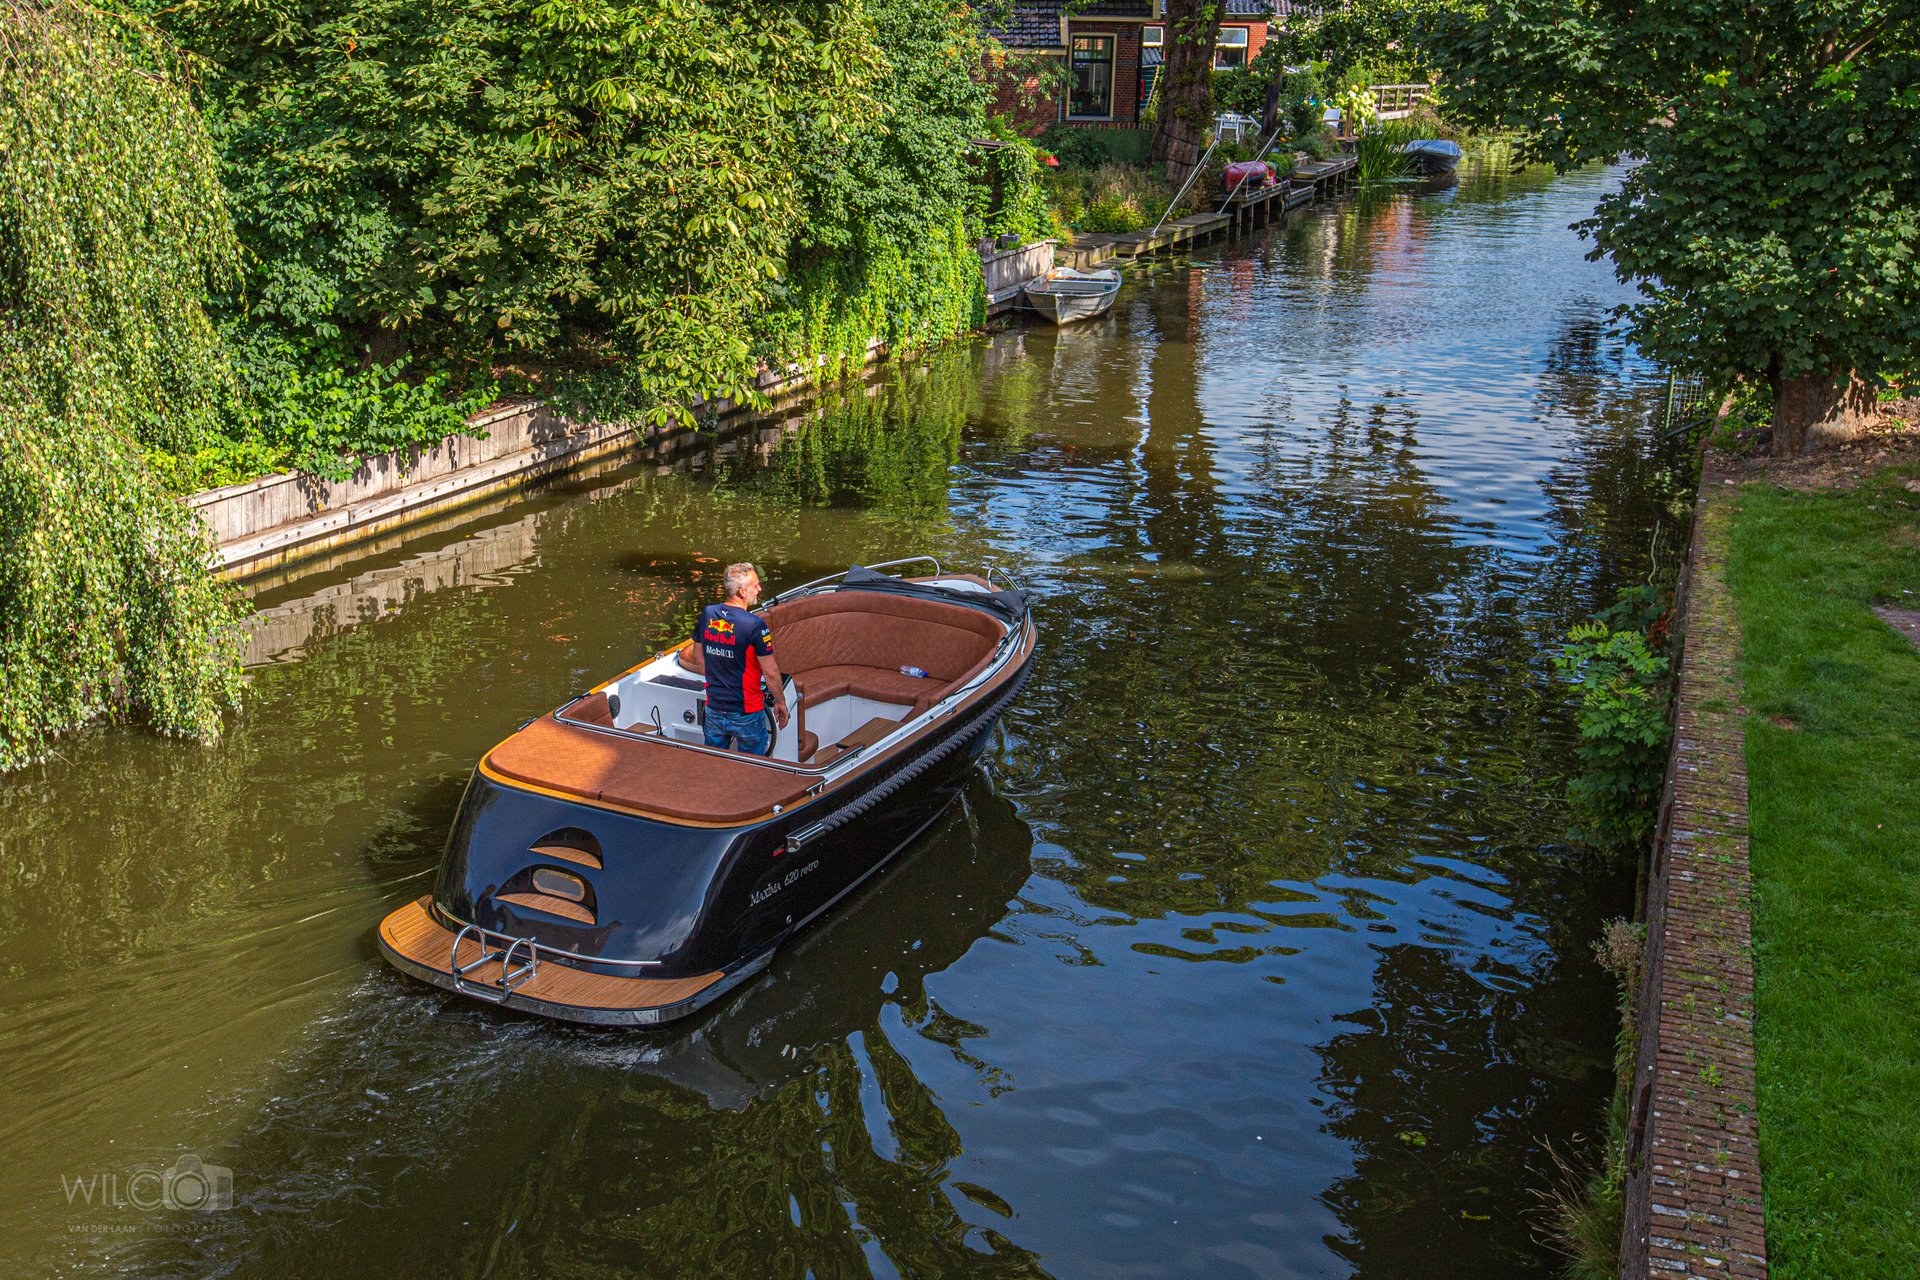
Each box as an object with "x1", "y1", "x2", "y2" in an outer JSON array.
[{"x1": 704, "y1": 707, "x2": 770, "y2": 756}]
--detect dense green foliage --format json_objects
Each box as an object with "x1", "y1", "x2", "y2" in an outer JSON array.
[
  {"x1": 176, "y1": 0, "x2": 882, "y2": 416},
  {"x1": 971, "y1": 125, "x2": 1057, "y2": 245},
  {"x1": 152, "y1": 330, "x2": 498, "y2": 489},
  {"x1": 0, "y1": 0, "x2": 248, "y2": 768},
  {"x1": 1037, "y1": 124, "x2": 1154, "y2": 169},
  {"x1": 1552, "y1": 588, "x2": 1672, "y2": 849},
  {"x1": 1268, "y1": 0, "x2": 1441, "y2": 78},
  {"x1": 0, "y1": 0, "x2": 1040, "y2": 764},
  {"x1": 1425, "y1": 0, "x2": 1920, "y2": 447},
  {"x1": 1043, "y1": 161, "x2": 1184, "y2": 234},
  {"x1": 162, "y1": 0, "x2": 1017, "y2": 431},
  {"x1": 1730, "y1": 471, "x2": 1920, "y2": 1278}
]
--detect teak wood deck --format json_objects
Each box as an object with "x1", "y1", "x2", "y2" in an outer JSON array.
[{"x1": 379, "y1": 896, "x2": 723, "y2": 1010}]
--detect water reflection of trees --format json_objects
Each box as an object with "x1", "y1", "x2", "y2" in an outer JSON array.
[
  {"x1": 1531, "y1": 307, "x2": 1697, "y2": 614},
  {"x1": 716, "y1": 359, "x2": 977, "y2": 522},
  {"x1": 1001, "y1": 262, "x2": 1535, "y2": 928},
  {"x1": 1311, "y1": 932, "x2": 1623, "y2": 1276}
]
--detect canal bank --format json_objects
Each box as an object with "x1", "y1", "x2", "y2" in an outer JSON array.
[
  {"x1": 1619, "y1": 453, "x2": 1768, "y2": 1279},
  {"x1": 3, "y1": 161, "x2": 1688, "y2": 1278},
  {"x1": 191, "y1": 156, "x2": 1362, "y2": 584},
  {"x1": 1619, "y1": 425, "x2": 1920, "y2": 1279},
  {"x1": 1712, "y1": 434, "x2": 1920, "y2": 1280}
]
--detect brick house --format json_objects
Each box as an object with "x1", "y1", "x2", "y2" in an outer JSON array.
[{"x1": 984, "y1": 1, "x2": 1282, "y2": 133}]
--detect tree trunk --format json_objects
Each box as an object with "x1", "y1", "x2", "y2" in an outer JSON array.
[
  {"x1": 1151, "y1": 0, "x2": 1224, "y2": 190},
  {"x1": 1260, "y1": 60, "x2": 1285, "y2": 137},
  {"x1": 357, "y1": 320, "x2": 410, "y2": 372},
  {"x1": 1770, "y1": 366, "x2": 1883, "y2": 456}
]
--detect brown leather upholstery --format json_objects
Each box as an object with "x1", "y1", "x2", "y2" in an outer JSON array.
[
  {"x1": 794, "y1": 665, "x2": 938, "y2": 713},
  {"x1": 672, "y1": 591, "x2": 1003, "y2": 714},
  {"x1": 488, "y1": 716, "x2": 813, "y2": 824},
  {"x1": 568, "y1": 692, "x2": 615, "y2": 727},
  {"x1": 766, "y1": 592, "x2": 1002, "y2": 681}
]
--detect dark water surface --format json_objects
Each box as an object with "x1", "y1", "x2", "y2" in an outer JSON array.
[{"x1": 1, "y1": 161, "x2": 1691, "y2": 1278}]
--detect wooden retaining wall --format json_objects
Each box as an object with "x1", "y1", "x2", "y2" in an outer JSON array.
[
  {"x1": 192, "y1": 343, "x2": 882, "y2": 580},
  {"x1": 1620, "y1": 457, "x2": 1768, "y2": 1278},
  {"x1": 982, "y1": 240, "x2": 1059, "y2": 315}
]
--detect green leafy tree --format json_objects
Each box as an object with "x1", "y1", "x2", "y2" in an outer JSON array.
[
  {"x1": 1268, "y1": 0, "x2": 1444, "y2": 79},
  {"x1": 1426, "y1": 0, "x2": 1920, "y2": 453},
  {"x1": 1, "y1": 0, "x2": 247, "y2": 768},
  {"x1": 174, "y1": 0, "x2": 886, "y2": 419}
]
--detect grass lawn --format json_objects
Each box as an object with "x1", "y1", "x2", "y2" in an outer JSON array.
[{"x1": 1728, "y1": 466, "x2": 1920, "y2": 1279}]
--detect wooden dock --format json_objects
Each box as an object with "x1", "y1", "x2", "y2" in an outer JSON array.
[
  {"x1": 1048, "y1": 153, "x2": 1357, "y2": 273},
  {"x1": 982, "y1": 240, "x2": 1059, "y2": 317}
]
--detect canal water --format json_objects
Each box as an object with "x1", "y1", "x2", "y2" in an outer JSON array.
[{"x1": 0, "y1": 160, "x2": 1692, "y2": 1278}]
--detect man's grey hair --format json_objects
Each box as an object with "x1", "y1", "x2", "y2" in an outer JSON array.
[{"x1": 723, "y1": 562, "x2": 759, "y2": 597}]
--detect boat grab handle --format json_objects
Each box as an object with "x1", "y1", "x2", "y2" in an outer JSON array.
[
  {"x1": 499, "y1": 936, "x2": 539, "y2": 995},
  {"x1": 770, "y1": 556, "x2": 941, "y2": 605}
]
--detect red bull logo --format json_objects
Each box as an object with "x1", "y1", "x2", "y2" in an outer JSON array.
[{"x1": 704, "y1": 616, "x2": 735, "y2": 641}]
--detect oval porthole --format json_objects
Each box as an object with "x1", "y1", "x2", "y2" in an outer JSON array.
[{"x1": 531, "y1": 867, "x2": 587, "y2": 902}]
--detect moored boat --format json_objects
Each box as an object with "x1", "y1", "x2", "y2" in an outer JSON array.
[
  {"x1": 1401, "y1": 139, "x2": 1462, "y2": 175},
  {"x1": 1023, "y1": 267, "x2": 1122, "y2": 325},
  {"x1": 377, "y1": 560, "x2": 1035, "y2": 1026}
]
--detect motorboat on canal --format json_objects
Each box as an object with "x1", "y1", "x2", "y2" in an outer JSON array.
[
  {"x1": 1023, "y1": 266, "x2": 1122, "y2": 325},
  {"x1": 377, "y1": 560, "x2": 1035, "y2": 1026}
]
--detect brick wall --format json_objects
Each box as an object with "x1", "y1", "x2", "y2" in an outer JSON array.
[
  {"x1": 1242, "y1": 21, "x2": 1270, "y2": 62},
  {"x1": 986, "y1": 57, "x2": 1063, "y2": 135},
  {"x1": 1619, "y1": 458, "x2": 1769, "y2": 1279}
]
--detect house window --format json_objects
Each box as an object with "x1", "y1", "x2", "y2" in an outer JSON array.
[
  {"x1": 1142, "y1": 24, "x2": 1163, "y2": 47},
  {"x1": 1069, "y1": 35, "x2": 1114, "y2": 118},
  {"x1": 1214, "y1": 26, "x2": 1250, "y2": 69}
]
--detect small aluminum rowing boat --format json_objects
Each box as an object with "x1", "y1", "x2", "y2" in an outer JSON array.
[
  {"x1": 377, "y1": 560, "x2": 1035, "y2": 1026},
  {"x1": 1023, "y1": 267, "x2": 1121, "y2": 325}
]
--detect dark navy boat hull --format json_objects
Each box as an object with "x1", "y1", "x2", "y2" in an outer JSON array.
[{"x1": 381, "y1": 645, "x2": 1028, "y2": 1026}]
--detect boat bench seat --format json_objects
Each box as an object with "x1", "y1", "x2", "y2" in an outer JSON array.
[
  {"x1": 675, "y1": 589, "x2": 1005, "y2": 717},
  {"x1": 795, "y1": 664, "x2": 941, "y2": 715},
  {"x1": 488, "y1": 715, "x2": 815, "y2": 824}
]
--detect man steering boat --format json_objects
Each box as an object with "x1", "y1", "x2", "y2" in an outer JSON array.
[{"x1": 696, "y1": 562, "x2": 789, "y2": 755}]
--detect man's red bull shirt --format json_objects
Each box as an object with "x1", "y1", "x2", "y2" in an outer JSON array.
[{"x1": 696, "y1": 604, "x2": 774, "y2": 715}]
